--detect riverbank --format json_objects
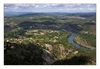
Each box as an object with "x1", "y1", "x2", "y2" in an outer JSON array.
[
  {"x1": 74, "y1": 35, "x2": 95, "y2": 50},
  {"x1": 63, "y1": 29, "x2": 91, "y2": 50}
]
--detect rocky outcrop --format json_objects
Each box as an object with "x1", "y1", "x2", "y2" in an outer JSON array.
[{"x1": 42, "y1": 50, "x2": 55, "y2": 65}]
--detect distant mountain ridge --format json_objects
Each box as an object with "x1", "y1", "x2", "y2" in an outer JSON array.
[
  {"x1": 4, "y1": 12, "x2": 31, "y2": 17},
  {"x1": 4, "y1": 12, "x2": 96, "y2": 17}
]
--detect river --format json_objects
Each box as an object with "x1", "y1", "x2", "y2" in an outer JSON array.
[{"x1": 63, "y1": 29, "x2": 90, "y2": 50}]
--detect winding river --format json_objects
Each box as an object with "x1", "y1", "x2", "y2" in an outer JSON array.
[{"x1": 63, "y1": 29, "x2": 90, "y2": 50}]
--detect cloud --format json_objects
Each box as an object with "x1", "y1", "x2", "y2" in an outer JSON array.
[
  {"x1": 55, "y1": 4, "x2": 66, "y2": 7},
  {"x1": 42, "y1": 4, "x2": 59, "y2": 8},
  {"x1": 4, "y1": 4, "x2": 35, "y2": 9},
  {"x1": 4, "y1": 4, "x2": 37, "y2": 12},
  {"x1": 4, "y1": 4, "x2": 15, "y2": 7},
  {"x1": 4, "y1": 4, "x2": 96, "y2": 12},
  {"x1": 79, "y1": 8, "x2": 84, "y2": 11},
  {"x1": 88, "y1": 7, "x2": 96, "y2": 11},
  {"x1": 35, "y1": 5, "x2": 39, "y2": 8},
  {"x1": 87, "y1": 4, "x2": 96, "y2": 7}
]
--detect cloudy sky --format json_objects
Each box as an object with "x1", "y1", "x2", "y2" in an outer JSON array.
[{"x1": 4, "y1": 4, "x2": 96, "y2": 13}]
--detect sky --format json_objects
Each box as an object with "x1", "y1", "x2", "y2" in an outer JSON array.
[{"x1": 4, "y1": 4, "x2": 96, "y2": 13}]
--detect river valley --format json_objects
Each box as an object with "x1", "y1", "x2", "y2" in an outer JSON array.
[{"x1": 63, "y1": 29, "x2": 90, "y2": 50}]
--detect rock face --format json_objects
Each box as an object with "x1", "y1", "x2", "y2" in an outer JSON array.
[
  {"x1": 42, "y1": 43, "x2": 74, "y2": 64},
  {"x1": 42, "y1": 50, "x2": 55, "y2": 65},
  {"x1": 74, "y1": 51, "x2": 78, "y2": 54},
  {"x1": 42, "y1": 45, "x2": 70, "y2": 64},
  {"x1": 45, "y1": 44, "x2": 52, "y2": 51},
  {"x1": 56, "y1": 45, "x2": 68, "y2": 59}
]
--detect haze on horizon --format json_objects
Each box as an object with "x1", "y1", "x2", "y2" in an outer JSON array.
[{"x1": 4, "y1": 4, "x2": 96, "y2": 13}]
